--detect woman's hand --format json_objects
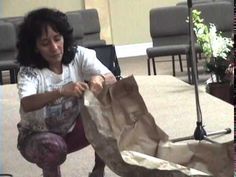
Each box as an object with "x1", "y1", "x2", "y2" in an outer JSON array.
[
  {"x1": 89, "y1": 75, "x2": 105, "y2": 95},
  {"x1": 21, "y1": 82, "x2": 88, "y2": 113},
  {"x1": 60, "y1": 82, "x2": 89, "y2": 97}
]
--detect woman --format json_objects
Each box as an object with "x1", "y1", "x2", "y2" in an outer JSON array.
[{"x1": 16, "y1": 7, "x2": 116, "y2": 177}]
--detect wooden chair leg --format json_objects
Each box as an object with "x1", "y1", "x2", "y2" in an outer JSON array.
[
  {"x1": 151, "y1": 57, "x2": 156, "y2": 75},
  {"x1": 178, "y1": 54, "x2": 183, "y2": 72},
  {"x1": 172, "y1": 55, "x2": 175, "y2": 76}
]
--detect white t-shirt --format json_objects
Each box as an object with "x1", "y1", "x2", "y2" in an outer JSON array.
[{"x1": 17, "y1": 46, "x2": 111, "y2": 135}]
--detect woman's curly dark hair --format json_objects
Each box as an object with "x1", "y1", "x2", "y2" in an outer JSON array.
[{"x1": 17, "y1": 8, "x2": 77, "y2": 69}]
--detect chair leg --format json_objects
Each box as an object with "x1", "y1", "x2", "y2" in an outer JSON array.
[
  {"x1": 0, "y1": 71, "x2": 2, "y2": 85},
  {"x1": 15, "y1": 67, "x2": 19, "y2": 83},
  {"x1": 151, "y1": 57, "x2": 157, "y2": 75},
  {"x1": 10, "y1": 69, "x2": 16, "y2": 84},
  {"x1": 147, "y1": 58, "x2": 151, "y2": 75},
  {"x1": 198, "y1": 52, "x2": 202, "y2": 60},
  {"x1": 172, "y1": 55, "x2": 175, "y2": 76},
  {"x1": 178, "y1": 54, "x2": 183, "y2": 72}
]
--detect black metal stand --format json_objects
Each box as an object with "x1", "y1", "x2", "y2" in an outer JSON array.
[{"x1": 170, "y1": 0, "x2": 231, "y2": 143}]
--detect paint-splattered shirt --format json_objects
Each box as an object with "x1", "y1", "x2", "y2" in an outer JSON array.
[{"x1": 17, "y1": 46, "x2": 111, "y2": 147}]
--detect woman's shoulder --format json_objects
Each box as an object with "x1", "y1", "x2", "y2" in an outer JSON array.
[
  {"x1": 71, "y1": 46, "x2": 96, "y2": 64},
  {"x1": 75, "y1": 46, "x2": 96, "y2": 56},
  {"x1": 18, "y1": 66, "x2": 41, "y2": 80}
]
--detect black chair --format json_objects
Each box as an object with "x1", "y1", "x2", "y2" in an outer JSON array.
[
  {"x1": 0, "y1": 21, "x2": 18, "y2": 84},
  {"x1": 193, "y1": 1, "x2": 233, "y2": 38},
  {"x1": 146, "y1": 6, "x2": 193, "y2": 83},
  {"x1": 2, "y1": 16, "x2": 23, "y2": 35},
  {"x1": 79, "y1": 9, "x2": 106, "y2": 47},
  {"x1": 66, "y1": 11, "x2": 84, "y2": 46},
  {"x1": 88, "y1": 45, "x2": 122, "y2": 80}
]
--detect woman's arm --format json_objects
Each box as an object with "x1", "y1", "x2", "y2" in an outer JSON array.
[
  {"x1": 21, "y1": 82, "x2": 89, "y2": 113},
  {"x1": 21, "y1": 90, "x2": 61, "y2": 113}
]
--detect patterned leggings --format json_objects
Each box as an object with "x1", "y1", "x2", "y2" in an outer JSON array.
[{"x1": 19, "y1": 118, "x2": 105, "y2": 177}]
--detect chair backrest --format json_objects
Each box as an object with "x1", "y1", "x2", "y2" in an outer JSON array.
[
  {"x1": 88, "y1": 45, "x2": 121, "y2": 79},
  {"x1": 79, "y1": 9, "x2": 106, "y2": 47},
  {"x1": 0, "y1": 21, "x2": 17, "y2": 51},
  {"x1": 66, "y1": 11, "x2": 84, "y2": 46},
  {"x1": 79, "y1": 9, "x2": 100, "y2": 38},
  {"x1": 149, "y1": 6, "x2": 189, "y2": 46},
  {"x1": 2, "y1": 16, "x2": 23, "y2": 34},
  {"x1": 193, "y1": 2, "x2": 233, "y2": 38}
]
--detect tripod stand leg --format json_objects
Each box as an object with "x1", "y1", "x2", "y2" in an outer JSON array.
[
  {"x1": 206, "y1": 128, "x2": 231, "y2": 137},
  {"x1": 171, "y1": 0, "x2": 233, "y2": 145},
  {"x1": 170, "y1": 135, "x2": 194, "y2": 143},
  {"x1": 170, "y1": 128, "x2": 231, "y2": 143},
  {"x1": 203, "y1": 136, "x2": 219, "y2": 144}
]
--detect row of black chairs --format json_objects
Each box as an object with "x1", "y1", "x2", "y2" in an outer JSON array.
[
  {"x1": 146, "y1": 1, "x2": 233, "y2": 84},
  {"x1": 0, "y1": 9, "x2": 119, "y2": 85}
]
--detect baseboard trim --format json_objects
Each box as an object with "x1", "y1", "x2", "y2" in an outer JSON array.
[{"x1": 115, "y1": 42, "x2": 152, "y2": 58}]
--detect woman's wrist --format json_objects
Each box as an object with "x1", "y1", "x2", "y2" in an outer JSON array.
[
  {"x1": 58, "y1": 86, "x2": 64, "y2": 97},
  {"x1": 99, "y1": 74, "x2": 106, "y2": 83}
]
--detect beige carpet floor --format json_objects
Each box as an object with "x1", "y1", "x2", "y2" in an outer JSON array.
[
  {"x1": 118, "y1": 55, "x2": 210, "y2": 85},
  {"x1": 1, "y1": 55, "x2": 212, "y2": 177}
]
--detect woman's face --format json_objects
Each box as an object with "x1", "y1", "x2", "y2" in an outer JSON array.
[{"x1": 36, "y1": 25, "x2": 64, "y2": 67}]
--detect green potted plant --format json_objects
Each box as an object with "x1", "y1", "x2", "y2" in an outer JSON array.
[{"x1": 191, "y1": 9, "x2": 234, "y2": 103}]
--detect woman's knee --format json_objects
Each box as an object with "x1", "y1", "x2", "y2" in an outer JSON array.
[{"x1": 19, "y1": 132, "x2": 67, "y2": 169}]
